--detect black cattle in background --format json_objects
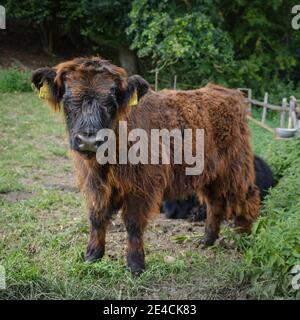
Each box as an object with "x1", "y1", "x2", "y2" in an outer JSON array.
[{"x1": 162, "y1": 155, "x2": 276, "y2": 222}]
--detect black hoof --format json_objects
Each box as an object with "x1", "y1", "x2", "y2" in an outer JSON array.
[
  {"x1": 128, "y1": 262, "x2": 145, "y2": 276},
  {"x1": 85, "y1": 247, "x2": 104, "y2": 263},
  {"x1": 200, "y1": 235, "x2": 216, "y2": 248}
]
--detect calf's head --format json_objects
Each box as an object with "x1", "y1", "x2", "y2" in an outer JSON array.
[{"x1": 31, "y1": 57, "x2": 149, "y2": 157}]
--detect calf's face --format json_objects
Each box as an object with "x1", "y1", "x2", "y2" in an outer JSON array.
[
  {"x1": 62, "y1": 71, "x2": 123, "y2": 155},
  {"x1": 31, "y1": 58, "x2": 149, "y2": 157}
]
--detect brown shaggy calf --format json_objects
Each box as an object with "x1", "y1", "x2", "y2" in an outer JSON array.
[{"x1": 32, "y1": 57, "x2": 260, "y2": 275}]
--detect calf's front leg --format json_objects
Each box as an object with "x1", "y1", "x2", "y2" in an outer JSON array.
[{"x1": 85, "y1": 208, "x2": 111, "y2": 262}]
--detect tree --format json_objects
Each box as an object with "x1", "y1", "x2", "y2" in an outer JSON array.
[
  {"x1": 4, "y1": 0, "x2": 62, "y2": 54},
  {"x1": 4, "y1": 0, "x2": 300, "y2": 96},
  {"x1": 217, "y1": 0, "x2": 300, "y2": 95},
  {"x1": 79, "y1": 0, "x2": 138, "y2": 74},
  {"x1": 4, "y1": 0, "x2": 138, "y2": 73},
  {"x1": 127, "y1": 0, "x2": 234, "y2": 87}
]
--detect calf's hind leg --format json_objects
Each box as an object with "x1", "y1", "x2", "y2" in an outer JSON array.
[
  {"x1": 199, "y1": 195, "x2": 225, "y2": 247},
  {"x1": 122, "y1": 199, "x2": 150, "y2": 275},
  {"x1": 234, "y1": 186, "x2": 260, "y2": 233}
]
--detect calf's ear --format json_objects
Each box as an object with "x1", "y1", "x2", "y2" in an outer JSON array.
[
  {"x1": 127, "y1": 75, "x2": 150, "y2": 100},
  {"x1": 121, "y1": 75, "x2": 150, "y2": 108},
  {"x1": 31, "y1": 68, "x2": 65, "y2": 111}
]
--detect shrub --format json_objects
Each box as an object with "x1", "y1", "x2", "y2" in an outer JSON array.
[
  {"x1": 240, "y1": 137, "x2": 300, "y2": 298},
  {"x1": 0, "y1": 67, "x2": 32, "y2": 93}
]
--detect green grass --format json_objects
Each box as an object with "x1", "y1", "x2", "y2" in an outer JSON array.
[
  {"x1": 0, "y1": 67, "x2": 32, "y2": 93},
  {"x1": 0, "y1": 92, "x2": 299, "y2": 299},
  {"x1": 240, "y1": 122, "x2": 300, "y2": 299}
]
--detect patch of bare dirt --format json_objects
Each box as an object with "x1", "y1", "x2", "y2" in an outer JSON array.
[
  {"x1": 0, "y1": 46, "x2": 61, "y2": 70},
  {"x1": 21, "y1": 156, "x2": 78, "y2": 192},
  {"x1": 41, "y1": 166, "x2": 77, "y2": 192},
  {"x1": 103, "y1": 214, "x2": 237, "y2": 263},
  {"x1": 105, "y1": 213, "x2": 206, "y2": 259},
  {"x1": 0, "y1": 190, "x2": 32, "y2": 203},
  {"x1": 140, "y1": 274, "x2": 248, "y2": 300}
]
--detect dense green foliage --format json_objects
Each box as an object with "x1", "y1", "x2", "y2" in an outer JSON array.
[
  {"x1": 0, "y1": 67, "x2": 31, "y2": 93},
  {"x1": 238, "y1": 125, "x2": 300, "y2": 298},
  {"x1": 3, "y1": 0, "x2": 300, "y2": 99},
  {"x1": 128, "y1": 0, "x2": 234, "y2": 87},
  {"x1": 3, "y1": 1, "x2": 131, "y2": 53},
  {"x1": 218, "y1": 0, "x2": 300, "y2": 100},
  {"x1": 128, "y1": 0, "x2": 300, "y2": 97}
]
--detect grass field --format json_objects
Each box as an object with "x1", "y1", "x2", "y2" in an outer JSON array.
[{"x1": 0, "y1": 92, "x2": 299, "y2": 299}]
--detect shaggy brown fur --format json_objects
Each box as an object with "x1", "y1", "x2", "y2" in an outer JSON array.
[{"x1": 32, "y1": 57, "x2": 260, "y2": 275}]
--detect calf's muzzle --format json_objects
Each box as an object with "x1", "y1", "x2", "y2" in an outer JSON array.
[{"x1": 75, "y1": 133, "x2": 99, "y2": 153}]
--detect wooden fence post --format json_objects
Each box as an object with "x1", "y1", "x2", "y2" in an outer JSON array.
[
  {"x1": 155, "y1": 69, "x2": 159, "y2": 91},
  {"x1": 291, "y1": 96, "x2": 300, "y2": 130},
  {"x1": 237, "y1": 88, "x2": 252, "y2": 113},
  {"x1": 173, "y1": 75, "x2": 177, "y2": 90},
  {"x1": 261, "y1": 92, "x2": 268, "y2": 124},
  {"x1": 288, "y1": 96, "x2": 297, "y2": 129},
  {"x1": 248, "y1": 89, "x2": 252, "y2": 113},
  {"x1": 280, "y1": 98, "x2": 287, "y2": 128}
]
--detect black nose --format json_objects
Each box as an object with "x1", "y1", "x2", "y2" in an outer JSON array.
[{"x1": 74, "y1": 133, "x2": 98, "y2": 153}]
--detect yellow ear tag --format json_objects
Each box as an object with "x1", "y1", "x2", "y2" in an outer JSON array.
[
  {"x1": 38, "y1": 82, "x2": 51, "y2": 100},
  {"x1": 128, "y1": 90, "x2": 138, "y2": 107}
]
